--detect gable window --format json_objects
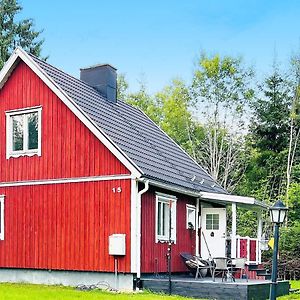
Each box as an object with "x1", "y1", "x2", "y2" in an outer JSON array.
[
  {"x1": 155, "y1": 193, "x2": 177, "y2": 243},
  {"x1": 6, "y1": 106, "x2": 42, "y2": 158},
  {"x1": 0, "y1": 195, "x2": 4, "y2": 240},
  {"x1": 186, "y1": 204, "x2": 196, "y2": 230},
  {"x1": 206, "y1": 213, "x2": 219, "y2": 230}
]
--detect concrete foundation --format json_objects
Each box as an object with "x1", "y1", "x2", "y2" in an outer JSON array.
[{"x1": 0, "y1": 268, "x2": 134, "y2": 291}]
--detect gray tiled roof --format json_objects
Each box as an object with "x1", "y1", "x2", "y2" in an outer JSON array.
[{"x1": 30, "y1": 54, "x2": 226, "y2": 194}]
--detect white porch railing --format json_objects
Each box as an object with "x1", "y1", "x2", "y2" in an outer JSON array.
[{"x1": 236, "y1": 235, "x2": 261, "y2": 264}]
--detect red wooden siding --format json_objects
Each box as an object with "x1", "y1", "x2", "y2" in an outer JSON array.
[
  {"x1": 250, "y1": 240, "x2": 257, "y2": 262},
  {"x1": 141, "y1": 188, "x2": 196, "y2": 273},
  {"x1": 0, "y1": 179, "x2": 131, "y2": 272},
  {"x1": 0, "y1": 61, "x2": 129, "y2": 182},
  {"x1": 239, "y1": 239, "x2": 247, "y2": 258}
]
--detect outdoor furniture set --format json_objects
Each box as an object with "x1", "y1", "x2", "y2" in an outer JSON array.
[{"x1": 180, "y1": 253, "x2": 248, "y2": 282}]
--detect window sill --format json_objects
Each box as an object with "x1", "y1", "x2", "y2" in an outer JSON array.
[
  {"x1": 186, "y1": 227, "x2": 196, "y2": 230},
  {"x1": 156, "y1": 237, "x2": 176, "y2": 244},
  {"x1": 7, "y1": 150, "x2": 41, "y2": 159}
]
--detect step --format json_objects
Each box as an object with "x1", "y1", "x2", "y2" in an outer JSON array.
[
  {"x1": 290, "y1": 288, "x2": 300, "y2": 294},
  {"x1": 255, "y1": 269, "x2": 270, "y2": 275},
  {"x1": 257, "y1": 272, "x2": 271, "y2": 276},
  {"x1": 248, "y1": 265, "x2": 261, "y2": 271}
]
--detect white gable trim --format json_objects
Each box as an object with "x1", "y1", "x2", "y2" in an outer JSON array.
[{"x1": 0, "y1": 48, "x2": 142, "y2": 178}]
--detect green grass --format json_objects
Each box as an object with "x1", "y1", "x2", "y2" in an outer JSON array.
[
  {"x1": 0, "y1": 283, "x2": 194, "y2": 300},
  {"x1": 278, "y1": 281, "x2": 300, "y2": 300},
  {"x1": 0, "y1": 281, "x2": 299, "y2": 300}
]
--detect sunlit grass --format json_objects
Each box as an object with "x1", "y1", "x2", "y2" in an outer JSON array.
[
  {"x1": 0, "y1": 283, "x2": 196, "y2": 300},
  {"x1": 278, "y1": 280, "x2": 300, "y2": 300}
]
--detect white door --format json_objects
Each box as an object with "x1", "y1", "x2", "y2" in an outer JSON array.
[{"x1": 201, "y1": 207, "x2": 226, "y2": 259}]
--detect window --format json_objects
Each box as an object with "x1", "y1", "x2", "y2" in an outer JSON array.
[
  {"x1": 206, "y1": 213, "x2": 219, "y2": 230},
  {"x1": 186, "y1": 204, "x2": 196, "y2": 230},
  {"x1": 155, "y1": 193, "x2": 177, "y2": 243},
  {"x1": 6, "y1": 106, "x2": 42, "y2": 158},
  {"x1": 0, "y1": 195, "x2": 4, "y2": 240}
]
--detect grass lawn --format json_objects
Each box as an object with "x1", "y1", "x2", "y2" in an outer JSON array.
[
  {"x1": 0, "y1": 283, "x2": 195, "y2": 300},
  {"x1": 0, "y1": 281, "x2": 299, "y2": 300},
  {"x1": 278, "y1": 281, "x2": 300, "y2": 300}
]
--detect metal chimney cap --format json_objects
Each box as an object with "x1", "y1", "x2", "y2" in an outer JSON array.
[{"x1": 80, "y1": 63, "x2": 117, "y2": 71}]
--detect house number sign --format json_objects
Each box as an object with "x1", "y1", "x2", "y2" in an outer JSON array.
[{"x1": 112, "y1": 187, "x2": 122, "y2": 193}]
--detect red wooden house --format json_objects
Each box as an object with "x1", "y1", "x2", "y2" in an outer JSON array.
[{"x1": 0, "y1": 48, "x2": 267, "y2": 289}]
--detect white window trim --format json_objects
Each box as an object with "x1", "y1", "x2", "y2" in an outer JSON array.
[
  {"x1": 155, "y1": 193, "x2": 177, "y2": 244},
  {"x1": 186, "y1": 204, "x2": 196, "y2": 230},
  {"x1": 0, "y1": 195, "x2": 5, "y2": 240},
  {"x1": 6, "y1": 106, "x2": 42, "y2": 159}
]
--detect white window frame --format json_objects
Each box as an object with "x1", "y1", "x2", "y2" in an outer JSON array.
[
  {"x1": 6, "y1": 106, "x2": 42, "y2": 159},
  {"x1": 155, "y1": 192, "x2": 177, "y2": 244},
  {"x1": 0, "y1": 195, "x2": 5, "y2": 240},
  {"x1": 186, "y1": 204, "x2": 196, "y2": 230}
]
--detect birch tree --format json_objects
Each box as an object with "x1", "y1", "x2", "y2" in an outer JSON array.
[
  {"x1": 191, "y1": 54, "x2": 254, "y2": 191},
  {"x1": 286, "y1": 56, "x2": 300, "y2": 216}
]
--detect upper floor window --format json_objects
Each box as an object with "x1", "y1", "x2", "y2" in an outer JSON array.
[
  {"x1": 6, "y1": 106, "x2": 42, "y2": 159},
  {"x1": 155, "y1": 193, "x2": 177, "y2": 243}
]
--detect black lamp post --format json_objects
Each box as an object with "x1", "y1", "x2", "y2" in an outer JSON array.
[{"x1": 269, "y1": 200, "x2": 288, "y2": 300}]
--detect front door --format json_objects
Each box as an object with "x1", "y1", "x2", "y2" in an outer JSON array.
[{"x1": 201, "y1": 207, "x2": 226, "y2": 259}]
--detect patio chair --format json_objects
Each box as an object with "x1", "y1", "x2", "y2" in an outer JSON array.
[
  {"x1": 231, "y1": 257, "x2": 248, "y2": 282},
  {"x1": 180, "y1": 253, "x2": 211, "y2": 279},
  {"x1": 212, "y1": 257, "x2": 229, "y2": 282}
]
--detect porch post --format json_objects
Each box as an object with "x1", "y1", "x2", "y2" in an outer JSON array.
[
  {"x1": 231, "y1": 202, "x2": 237, "y2": 258},
  {"x1": 195, "y1": 198, "x2": 200, "y2": 256},
  {"x1": 257, "y1": 210, "x2": 263, "y2": 264}
]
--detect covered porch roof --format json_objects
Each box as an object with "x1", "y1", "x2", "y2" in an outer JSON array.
[{"x1": 200, "y1": 192, "x2": 269, "y2": 211}]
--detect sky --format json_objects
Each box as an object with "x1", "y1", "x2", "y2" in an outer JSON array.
[{"x1": 19, "y1": 0, "x2": 300, "y2": 94}]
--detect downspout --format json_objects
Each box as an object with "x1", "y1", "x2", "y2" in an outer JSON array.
[
  {"x1": 136, "y1": 179, "x2": 149, "y2": 280},
  {"x1": 195, "y1": 198, "x2": 200, "y2": 256}
]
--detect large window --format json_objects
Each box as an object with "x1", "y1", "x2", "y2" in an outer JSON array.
[
  {"x1": 155, "y1": 193, "x2": 177, "y2": 243},
  {"x1": 6, "y1": 107, "x2": 42, "y2": 158},
  {"x1": 0, "y1": 195, "x2": 4, "y2": 240}
]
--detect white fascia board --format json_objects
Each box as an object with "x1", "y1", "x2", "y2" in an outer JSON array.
[
  {"x1": 200, "y1": 192, "x2": 269, "y2": 210},
  {"x1": 145, "y1": 179, "x2": 200, "y2": 197},
  {"x1": 0, "y1": 51, "x2": 20, "y2": 88},
  {"x1": 0, "y1": 48, "x2": 142, "y2": 178}
]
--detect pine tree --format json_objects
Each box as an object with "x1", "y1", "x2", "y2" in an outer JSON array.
[{"x1": 0, "y1": 0, "x2": 44, "y2": 68}]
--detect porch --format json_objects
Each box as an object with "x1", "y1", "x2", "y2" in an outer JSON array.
[
  {"x1": 198, "y1": 192, "x2": 269, "y2": 267},
  {"x1": 140, "y1": 274, "x2": 290, "y2": 300}
]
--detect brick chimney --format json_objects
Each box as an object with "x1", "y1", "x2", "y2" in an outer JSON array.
[{"x1": 80, "y1": 64, "x2": 117, "y2": 103}]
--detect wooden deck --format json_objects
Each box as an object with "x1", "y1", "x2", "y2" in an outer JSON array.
[{"x1": 140, "y1": 274, "x2": 290, "y2": 300}]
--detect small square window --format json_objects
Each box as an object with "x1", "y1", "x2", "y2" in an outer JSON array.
[
  {"x1": 6, "y1": 107, "x2": 42, "y2": 158},
  {"x1": 186, "y1": 204, "x2": 196, "y2": 230},
  {"x1": 206, "y1": 214, "x2": 219, "y2": 230}
]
